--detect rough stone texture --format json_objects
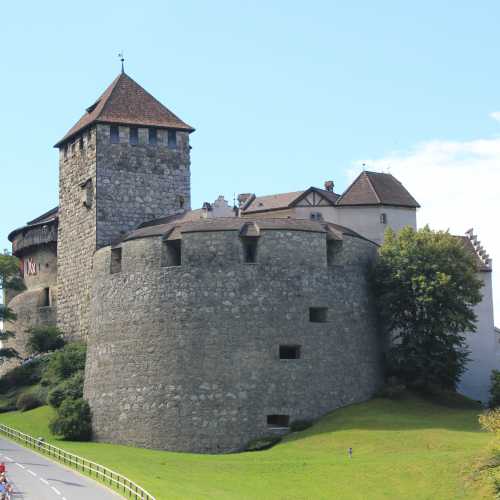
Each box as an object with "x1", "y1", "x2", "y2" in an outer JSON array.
[
  {"x1": 1, "y1": 245, "x2": 58, "y2": 375},
  {"x1": 57, "y1": 127, "x2": 97, "y2": 340},
  {"x1": 85, "y1": 227, "x2": 382, "y2": 453},
  {"x1": 96, "y1": 125, "x2": 191, "y2": 248},
  {"x1": 57, "y1": 124, "x2": 190, "y2": 340}
]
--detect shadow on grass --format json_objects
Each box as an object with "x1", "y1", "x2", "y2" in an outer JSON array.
[{"x1": 280, "y1": 392, "x2": 485, "y2": 445}]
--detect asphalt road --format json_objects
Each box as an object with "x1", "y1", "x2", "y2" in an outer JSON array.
[{"x1": 0, "y1": 437, "x2": 121, "y2": 499}]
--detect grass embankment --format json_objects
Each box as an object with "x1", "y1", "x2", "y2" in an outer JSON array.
[{"x1": 0, "y1": 394, "x2": 492, "y2": 499}]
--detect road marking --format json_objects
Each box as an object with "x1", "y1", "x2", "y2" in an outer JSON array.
[
  {"x1": 40, "y1": 477, "x2": 49, "y2": 485},
  {"x1": 15, "y1": 462, "x2": 25, "y2": 469},
  {"x1": 4, "y1": 456, "x2": 13, "y2": 461},
  {"x1": 51, "y1": 486, "x2": 61, "y2": 495},
  {"x1": 28, "y1": 469, "x2": 37, "y2": 477},
  {"x1": 62, "y1": 497, "x2": 68, "y2": 500}
]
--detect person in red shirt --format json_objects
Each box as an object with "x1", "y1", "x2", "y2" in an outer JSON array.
[{"x1": 0, "y1": 463, "x2": 5, "y2": 475}]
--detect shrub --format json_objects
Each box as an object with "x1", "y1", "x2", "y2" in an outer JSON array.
[
  {"x1": 0, "y1": 357, "x2": 49, "y2": 393},
  {"x1": 16, "y1": 392, "x2": 41, "y2": 412},
  {"x1": 376, "y1": 377, "x2": 407, "y2": 399},
  {"x1": 490, "y1": 370, "x2": 500, "y2": 409},
  {"x1": 48, "y1": 371, "x2": 84, "y2": 408},
  {"x1": 245, "y1": 436, "x2": 282, "y2": 452},
  {"x1": 50, "y1": 398, "x2": 92, "y2": 441},
  {"x1": 290, "y1": 419, "x2": 313, "y2": 432},
  {"x1": 42, "y1": 343, "x2": 86, "y2": 385},
  {"x1": 480, "y1": 409, "x2": 500, "y2": 434},
  {"x1": 26, "y1": 326, "x2": 65, "y2": 354}
]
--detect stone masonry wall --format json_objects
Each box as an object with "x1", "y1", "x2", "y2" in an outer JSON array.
[
  {"x1": 95, "y1": 125, "x2": 191, "y2": 248},
  {"x1": 57, "y1": 128, "x2": 97, "y2": 340},
  {"x1": 85, "y1": 228, "x2": 382, "y2": 453}
]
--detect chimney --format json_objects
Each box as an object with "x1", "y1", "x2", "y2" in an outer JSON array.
[{"x1": 324, "y1": 180, "x2": 335, "y2": 192}]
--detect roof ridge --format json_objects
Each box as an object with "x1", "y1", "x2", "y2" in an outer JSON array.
[{"x1": 364, "y1": 171, "x2": 382, "y2": 204}]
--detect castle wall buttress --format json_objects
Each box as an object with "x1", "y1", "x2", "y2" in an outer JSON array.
[{"x1": 57, "y1": 129, "x2": 97, "y2": 340}]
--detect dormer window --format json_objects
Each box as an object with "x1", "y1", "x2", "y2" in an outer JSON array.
[
  {"x1": 168, "y1": 130, "x2": 177, "y2": 149},
  {"x1": 110, "y1": 125, "x2": 119, "y2": 144},
  {"x1": 129, "y1": 127, "x2": 138, "y2": 145},
  {"x1": 149, "y1": 128, "x2": 157, "y2": 145}
]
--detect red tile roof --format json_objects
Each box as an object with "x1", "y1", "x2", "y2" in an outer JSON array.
[
  {"x1": 54, "y1": 72, "x2": 194, "y2": 147},
  {"x1": 336, "y1": 171, "x2": 420, "y2": 208}
]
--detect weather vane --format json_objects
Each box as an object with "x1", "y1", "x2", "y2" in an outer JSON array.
[{"x1": 118, "y1": 51, "x2": 125, "y2": 73}]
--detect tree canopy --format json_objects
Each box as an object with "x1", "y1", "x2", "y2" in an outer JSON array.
[{"x1": 373, "y1": 226, "x2": 483, "y2": 391}]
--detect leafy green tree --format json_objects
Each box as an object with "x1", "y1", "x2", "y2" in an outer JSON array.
[
  {"x1": 0, "y1": 251, "x2": 24, "y2": 362},
  {"x1": 373, "y1": 226, "x2": 483, "y2": 391},
  {"x1": 26, "y1": 325, "x2": 65, "y2": 354},
  {"x1": 49, "y1": 398, "x2": 92, "y2": 441},
  {"x1": 42, "y1": 342, "x2": 87, "y2": 385}
]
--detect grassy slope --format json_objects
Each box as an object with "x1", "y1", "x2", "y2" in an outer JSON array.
[{"x1": 0, "y1": 395, "x2": 492, "y2": 500}]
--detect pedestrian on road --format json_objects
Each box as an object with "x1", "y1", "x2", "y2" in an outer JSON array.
[{"x1": 0, "y1": 463, "x2": 5, "y2": 475}]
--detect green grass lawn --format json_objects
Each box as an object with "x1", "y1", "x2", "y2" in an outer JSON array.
[{"x1": 0, "y1": 394, "x2": 493, "y2": 499}]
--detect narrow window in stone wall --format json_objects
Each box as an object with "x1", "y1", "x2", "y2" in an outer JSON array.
[
  {"x1": 326, "y1": 240, "x2": 342, "y2": 266},
  {"x1": 79, "y1": 137, "x2": 84, "y2": 150},
  {"x1": 63, "y1": 145, "x2": 68, "y2": 159},
  {"x1": 279, "y1": 345, "x2": 301, "y2": 359},
  {"x1": 110, "y1": 125, "x2": 119, "y2": 144},
  {"x1": 129, "y1": 127, "x2": 139, "y2": 145},
  {"x1": 241, "y1": 237, "x2": 258, "y2": 263},
  {"x1": 149, "y1": 128, "x2": 157, "y2": 145},
  {"x1": 380, "y1": 213, "x2": 387, "y2": 224},
  {"x1": 110, "y1": 247, "x2": 122, "y2": 274},
  {"x1": 87, "y1": 129, "x2": 92, "y2": 144},
  {"x1": 309, "y1": 307, "x2": 328, "y2": 323},
  {"x1": 178, "y1": 195, "x2": 185, "y2": 210},
  {"x1": 267, "y1": 415, "x2": 290, "y2": 428},
  {"x1": 162, "y1": 240, "x2": 181, "y2": 267},
  {"x1": 168, "y1": 129, "x2": 177, "y2": 149},
  {"x1": 40, "y1": 287, "x2": 50, "y2": 307}
]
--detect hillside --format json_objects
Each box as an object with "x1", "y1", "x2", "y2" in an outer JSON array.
[{"x1": 0, "y1": 394, "x2": 492, "y2": 499}]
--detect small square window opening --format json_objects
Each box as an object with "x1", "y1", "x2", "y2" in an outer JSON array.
[
  {"x1": 309, "y1": 307, "x2": 328, "y2": 323},
  {"x1": 267, "y1": 415, "x2": 290, "y2": 428},
  {"x1": 279, "y1": 345, "x2": 301, "y2": 359}
]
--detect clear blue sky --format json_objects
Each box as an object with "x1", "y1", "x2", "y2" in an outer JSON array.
[{"x1": 2, "y1": 2, "x2": 499, "y2": 261}]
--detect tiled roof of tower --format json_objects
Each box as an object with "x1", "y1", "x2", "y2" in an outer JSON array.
[
  {"x1": 336, "y1": 171, "x2": 420, "y2": 208},
  {"x1": 54, "y1": 72, "x2": 194, "y2": 147}
]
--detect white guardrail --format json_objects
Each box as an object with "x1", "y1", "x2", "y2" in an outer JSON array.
[{"x1": 0, "y1": 423, "x2": 156, "y2": 500}]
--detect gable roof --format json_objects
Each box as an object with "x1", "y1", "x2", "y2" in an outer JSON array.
[
  {"x1": 336, "y1": 171, "x2": 420, "y2": 208},
  {"x1": 54, "y1": 72, "x2": 194, "y2": 147},
  {"x1": 242, "y1": 191, "x2": 304, "y2": 214},
  {"x1": 290, "y1": 187, "x2": 340, "y2": 207}
]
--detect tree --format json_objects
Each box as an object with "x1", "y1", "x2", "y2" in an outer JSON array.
[
  {"x1": 372, "y1": 226, "x2": 483, "y2": 391},
  {"x1": 26, "y1": 326, "x2": 65, "y2": 354},
  {"x1": 0, "y1": 251, "x2": 24, "y2": 362}
]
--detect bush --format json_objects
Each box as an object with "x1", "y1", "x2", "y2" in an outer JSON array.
[
  {"x1": 480, "y1": 409, "x2": 500, "y2": 434},
  {"x1": 376, "y1": 377, "x2": 407, "y2": 400},
  {"x1": 49, "y1": 398, "x2": 92, "y2": 441},
  {"x1": 42, "y1": 343, "x2": 86, "y2": 385},
  {"x1": 26, "y1": 326, "x2": 65, "y2": 354},
  {"x1": 490, "y1": 371, "x2": 500, "y2": 409},
  {"x1": 0, "y1": 357, "x2": 49, "y2": 393},
  {"x1": 16, "y1": 392, "x2": 41, "y2": 412},
  {"x1": 245, "y1": 436, "x2": 282, "y2": 452},
  {"x1": 48, "y1": 371, "x2": 84, "y2": 408},
  {"x1": 290, "y1": 419, "x2": 313, "y2": 432}
]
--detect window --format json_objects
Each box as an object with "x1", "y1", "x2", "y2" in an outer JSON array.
[
  {"x1": 168, "y1": 129, "x2": 177, "y2": 149},
  {"x1": 40, "y1": 287, "x2": 50, "y2": 307},
  {"x1": 110, "y1": 125, "x2": 119, "y2": 144},
  {"x1": 326, "y1": 240, "x2": 342, "y2": 266},
  {"x1": 267, "y1": 415, "x2": 290, "y2": 428},
  {"x1": 279, "y1": 345, "x2": 301, "y2": 360},
  {"x1": 148, "y1": 128, "x2": 157, "y2": 145},
  {"x1": 80, "y1": 179, "x2": 93, "y2": 208},
  {"x1": 79, "y1": 137, "x2": 84, "y2": 150},
  {"x1": 110, "y1": 247, "x2": 122, "y2": 274},
  {"x1": 178, "y1": 195, "x2": 185, "y2": 210},
  {"x1": 129, "y1": 127, "x2": 138, "y2": 145},
  {"x1": 309, "y1": 307, "x2": 328, "y2": 323},
  {"x1": 87, "y1": 129, "x2": 91, "y2": 143},
  {"x1": 63, "y1": 145, "x2": 68, "y2": 159},
  {"x1": 380, "y1": 213, "x2": 387, "y2": 224},
  {"x1": 241, "y1": 237, "x2": 258, "y2": 263},
  {"x1": 162, "y1": 240, "x2": 181, "y2": 267},
  {"x1": 310, "y1": 212, "x2": 323, "y2": 221}
]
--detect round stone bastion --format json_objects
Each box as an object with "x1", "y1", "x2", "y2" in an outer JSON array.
[{"x1": 84, "y1": 216, "x2": 383, "y2": 453}]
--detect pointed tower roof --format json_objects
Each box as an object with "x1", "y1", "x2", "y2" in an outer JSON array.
[
  {"x1": 54, "y1": 72, "x2": 194, "y2": 147},
  {"x1": 336, "y1": 171, "x2": 420, "y2": 208}
]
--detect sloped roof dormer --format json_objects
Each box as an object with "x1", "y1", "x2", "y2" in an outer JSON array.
[{"x1": 54, "y1": 72, "x2": 194, "y2": 147}]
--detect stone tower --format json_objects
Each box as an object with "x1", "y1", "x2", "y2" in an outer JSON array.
[{"x1": 54, "y1": 72, "x2": 194, "y2": 339}]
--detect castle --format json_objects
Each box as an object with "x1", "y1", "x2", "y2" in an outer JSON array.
[{"x1": 5, "y1": 71, "x2": 498, "y2": 453}]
